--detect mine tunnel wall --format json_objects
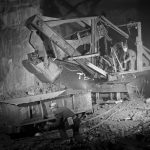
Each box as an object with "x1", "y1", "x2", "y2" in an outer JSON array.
[
  {"x1": 0, "y1": 6, "x2": 53, "y2": 100},
  {"x1": 0, "y1": 7, "x2": 38, "y2": 98},
  {"x1": 0, "y1": 26, "x2": 36, "y2": 98}
]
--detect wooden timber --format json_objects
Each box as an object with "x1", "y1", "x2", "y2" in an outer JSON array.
[
  {"x1": 98, "y1": 83, "x2": 127, "y2": 93},
  {"x1": 67, "y1": 53, "x2": 99, "y2": 60},
  {"x1": 0, "y1": 90, "x2": 65, "y2": 105},
  {"x1": 136, "y1": 22, "x2": 143, "y2": 71},
  {"x1": 43, "y1": 16, "x2": 97, "y2": 27}
]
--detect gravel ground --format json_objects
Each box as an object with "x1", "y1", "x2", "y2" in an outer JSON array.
[{"x1": 1, "y1": 97, "x2": 150, "y2": 150}]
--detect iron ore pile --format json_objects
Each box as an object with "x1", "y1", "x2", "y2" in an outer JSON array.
[{"x1": 1, "y1": 97, "x2": 150, "y2": 150}]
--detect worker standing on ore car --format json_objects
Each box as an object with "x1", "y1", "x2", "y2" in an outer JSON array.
[{"x1": 44, "y1": 103, "x2": 80, "y2": 136}]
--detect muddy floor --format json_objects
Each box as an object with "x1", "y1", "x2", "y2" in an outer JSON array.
[{"x1": 1, "y1": 97, "x2": 150, "y2": 150}]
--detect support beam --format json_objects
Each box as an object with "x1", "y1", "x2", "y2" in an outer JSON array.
[
  {"x1": 100, "y1": 16, "x2": 129, "y2": 39},
  {"x1": 99, "y1": 83, "x2": 127, "y2": 93},
  {"x1": 143, "y1": 45, "x2": 150, "y2": 53},
  {"x1": 0, "y1": 90, "x2": 66, "y2": 105},
  {"x1": 136, "y1": 22, "x2": 143, "y2": 71},
  {"x1": 143, "y1": 49, "x2": 150, "y2": 61},
  {"x1": 67, "y1": 53, "x2": 99, "y2": 60},
  {"x1": 87, "y1": 62, "x2": 107, "y2": 76},
  {"x1": 91, "y1": 18, "x2": 97, "y2": 64},
  {"x1": 143, "y1": 45, "x2": 150, "y2": 65},
  {"x1": 44, "y1": 16, "x2": 96, "y2": 27}
]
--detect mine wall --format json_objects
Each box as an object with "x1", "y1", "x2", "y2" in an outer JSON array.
[
  {"x1": 0, "y1": 8, "x2": 65, "y2": 100},
  {"x1": 0, "y1": 6, "x2": 39, "y2": 99},
  {"x1": 0, "y1": 27, "x2": 35, "y2": 97}
]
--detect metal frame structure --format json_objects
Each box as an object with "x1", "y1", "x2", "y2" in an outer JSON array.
[
  {"x1": 43, "y1": 15, "x2": 150, "y2": 74},
  {"x1": 26, "y1": 15, "x2": 150, "y2": 93},
  {"x1": 1, "y1": 15, "x2": 150, "y2": 134}
]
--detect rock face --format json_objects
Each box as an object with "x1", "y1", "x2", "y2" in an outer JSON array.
[
  {"x1": 0, "y1": 4, "x2": 48, "y2": 99},
  {"x1": 0, "y1": 26, "x2": 35, "y2": 98}
]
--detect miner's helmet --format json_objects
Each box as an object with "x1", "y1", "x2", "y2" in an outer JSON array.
[{"x1": 50, "y1": 102, "x2": 58, "y2": 109}]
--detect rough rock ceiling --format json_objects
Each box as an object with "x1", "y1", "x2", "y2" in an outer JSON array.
[
  {"x1": 0, "y1": 0, "x2": 143, "y2": 20},
  {"x1": 0, "y1": 0, "x2": 40, "y2": 14}
]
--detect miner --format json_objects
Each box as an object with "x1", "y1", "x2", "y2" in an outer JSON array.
[
  {"x1": 44, "y1": 103, "x2": 80, "y2": 136},
  {"x1": 122, "y1": 42, "x2": 136, "y2": 71}
]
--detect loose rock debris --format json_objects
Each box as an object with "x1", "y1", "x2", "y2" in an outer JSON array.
[{"x1": 2, "y1": 98, "x2": 150, "y2": 150}]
